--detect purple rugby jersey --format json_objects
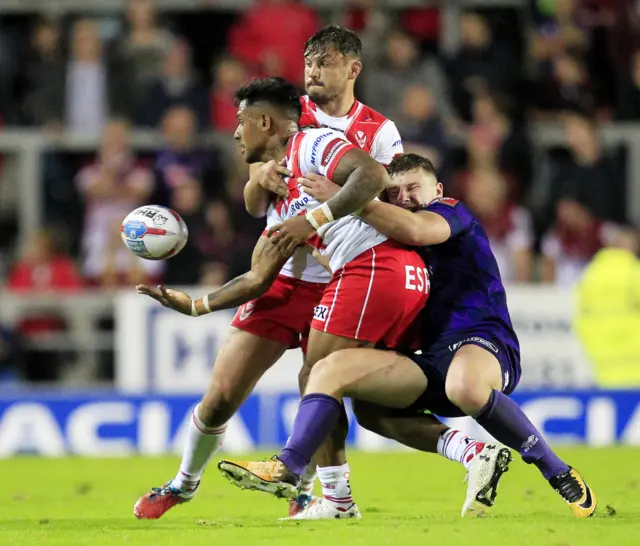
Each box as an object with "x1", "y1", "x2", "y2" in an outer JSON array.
[{"x1": 418, "y1": 197, "x2": 520, "y2": 354}]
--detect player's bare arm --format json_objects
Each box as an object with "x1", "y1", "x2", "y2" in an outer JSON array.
[
  {"x1": 357, "y1": 203, "x2": 451, "y2": 246},
  {"x1": 136, "y1": 236, "x2": 294, "y2": 316},
  {"x1": 244, "y1": 160, "x2": 292, "y2": 217},
  {"x1": 324, "y1": 147, "x2": 389, "y2": 220},
  {"x1": 269, "y1": 148, "x2": 389, "y2": 249},
  {"x1": 301, "y1": 173, "x2": 451, "y2": 246}
]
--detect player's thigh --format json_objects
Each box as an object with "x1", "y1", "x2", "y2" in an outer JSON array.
[
  {"x1": 299, "y1": 328, "x2": 372, "y2": 391},
  {"x1": 206, "y1": 326, "x2": 288, "y2": 404},
  {"x1": 310, "y1": 348, "x2": 427, "y2": 408},
  {"x1": 445, "y1": 344, "x2": 503, "y2": 406}
]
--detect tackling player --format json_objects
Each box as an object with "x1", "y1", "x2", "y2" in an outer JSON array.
[{"x1": 218, "y1": 153, "x2": 596, "y2": 519}]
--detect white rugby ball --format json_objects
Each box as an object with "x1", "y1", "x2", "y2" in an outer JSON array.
[{"x1": 121, "y1": 205, "x2": 188, "y2": 260}]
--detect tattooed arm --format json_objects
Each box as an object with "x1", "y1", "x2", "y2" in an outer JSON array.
[
  {"x1": 324, "y1": 148, "x2": 389, "y2": 220},
  {"x1": 135, "y1": 236, "x2": 294, "y2": 316},
  {"x1": 267, "y1": 146, "x2": 390, "y2": 249}
]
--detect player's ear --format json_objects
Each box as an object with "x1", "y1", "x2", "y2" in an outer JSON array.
[
  {"x1": 436, "y1": 182, "x2": 444, "y2": 197},
  {"x1": 349, "y1": 59, "x2": 362, "y2": 80},
  {"x1": 259, "y1": 113, "x2": 271, "y2": 131}
]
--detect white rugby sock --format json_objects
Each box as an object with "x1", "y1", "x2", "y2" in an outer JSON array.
[
  {"x1": 437, "y1": 429, "x2": 484, "y2": 470},
  {"x1": 318, "y1": 463, "x2": 354, "y2": 511},
  {"x1": 299, "y1": 464, "x2": 317, "y2": 497},
  {"x1": 171, "y1": 404, "x2": 227, "y2": 493}
]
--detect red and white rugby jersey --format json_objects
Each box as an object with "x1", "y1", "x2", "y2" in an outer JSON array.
[
  {"x1": 299, "y1": 95, "x2": 403, "y2": 166},
  {"x1": 267, "y1": 128, "x2": 387, "y2": 280}
]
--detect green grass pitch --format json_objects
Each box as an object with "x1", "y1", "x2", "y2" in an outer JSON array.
[{"x1": 1, "y1": 448, "x2": 637, "y2": 546}]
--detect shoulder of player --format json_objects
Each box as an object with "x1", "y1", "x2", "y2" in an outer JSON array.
[
  {"x1": 355, "y1": 102, "x2": 390, "y2": 125},
  {"x1": 424, "y1": 197, "x2": 466, "y2": 211},
  {"x1": 300, "y1": 127, "x2": 351, "y2": 150},
  {"x1": 354, "y1": 103, "x2": 401, "y2": 149}
]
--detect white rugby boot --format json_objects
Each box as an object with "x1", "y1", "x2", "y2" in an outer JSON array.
[
  {"x1": 281, "y1": 497, "x2": 362, "y2": 521},
  {"x1": 461, "y1": 443, "x2": 513, "y2": 518}
]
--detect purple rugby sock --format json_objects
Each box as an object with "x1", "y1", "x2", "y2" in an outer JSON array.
[
  {"x1": 279, "y1": 393, "x2": 342, "y2": 475},
  {"x1": 474, "y1": 389, "x2": 570, "y2": 480}
]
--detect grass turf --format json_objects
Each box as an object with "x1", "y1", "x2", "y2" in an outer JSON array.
[{"x1": 1, "y1": 448, "x2": 637, "y2": 546}]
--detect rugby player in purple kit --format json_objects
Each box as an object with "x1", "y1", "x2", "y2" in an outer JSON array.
[{"x1": 219, "y1": 153, "x2": 597, "y2": 519}]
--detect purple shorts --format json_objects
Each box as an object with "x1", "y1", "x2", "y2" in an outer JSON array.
[{"x1": 406, "y1": 332, "x2": 521, "y2": 418}]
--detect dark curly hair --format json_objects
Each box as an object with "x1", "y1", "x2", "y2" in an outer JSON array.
[{"x1": 234, "y1": 77, "x2": 302, "y2": 121}]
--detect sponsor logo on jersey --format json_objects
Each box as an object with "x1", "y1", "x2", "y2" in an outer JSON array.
[
  {"x1": 405, "y1": 265, "x2": 430, "y2": 294},
  {"x1": 313, "y1": 305, "x2": 329, "y2": 322},
  {"x1": 448, "y1": 337, "x2": 499, "y2": 353},
  {"x1": 286, "y1": 196, "x2": 310, "y2": 218},
  {"x1": 321, "y1": 138, "x2": 346, "y2": 167},
  {"x1": 310, "y1": 132, "x2": 333, "y2": 165},
  {"x1": 355, "y1": 130, "x2": 367, "y2": 148},
  {"x1": 435, "y1": 197, "x2": 459, "y2": 207},
  {"x1": 391, "y1": 139, "x2": 402, "y2": 148}
]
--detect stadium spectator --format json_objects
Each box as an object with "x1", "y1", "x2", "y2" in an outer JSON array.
[
  {"x1": 227, "y1": 0, "x2": 319, "y2": 87},
  {"x1": 608, "y1": 0, "x2": 640, "y2": 77},
  {"x1": 531, "y1": 53, "x2": 595, "y2": 116},
  {"x1": 154, "y1": 106, "x2": 225, "y2": 205},
  {"x1": 340, "y1": 0, "x2": 392, "y2": 65},
  {"x1": 136, "y1": 38, "x2": 209, "y2": 129},
  {"x1": 161, "y1": 176, "x2": 206, "y2": 286},
  {"x1": 455, "y1": 126, "x2": 534, "y2": 283},
  {"x1": 363, "y1": 29, "x2": 459, "y2": 130},
  {"x1": 75, "y1": 119, "x2": 160, "y2": 286},
  {"x1": 396, "y1": 85, "x2": 447, "y2": 172},
  {"x1": 539, "y1": 112, "x2": 627, "y2": 285},
  {"x1": 529, "y1": 0, "x2": 589, "y2": 65},
  {"x1": 540, "y1": 111, "x2": 626, "y2": 227},
  {"x1": 540, "y1": 200, "x2": 625, "y2": 286},
  {"x1": 210, "y1": 55, "x2": 250, "y2": 132},
  {"x1": 37, "y1": 18, "x2": 130, "y2": 135},
  {"x1": 615, "y1": 50, "x2": 640, "y2": 121},
  {"x1": 115, "y1": 0, "x2": 174, "y2": 115},
  {"x1": 20, "y1": 16, "x2": 62, "y2": 127},
  {"x1": 7, "y1": 227, "x2": 83, "y2": 292},
  {"x1": 447, "y1": 12, "x2": 518, "y2": 122},
  {"x1": 198, "y1": 199, "x2": 255, "y2": 280},
  {"x1": 6, "y1": 227, "x2": 83, "y2": 381},
  {"x1": 471, "y1": 91, "x2": 532, "y2": 199}
]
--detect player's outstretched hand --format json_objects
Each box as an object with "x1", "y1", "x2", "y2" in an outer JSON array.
[
  {"x1": 136, "y1": 284, "x2": 192, "y2": 316},
  {"x1": 256, "y1": 159, "x2": 291, "y2": 199},
  {"x1": 298, "y1": 173, "x2": 340, "y2": 203},
  {"x1": 266, "y1": 216, "x2": 315, "y2": 255}
]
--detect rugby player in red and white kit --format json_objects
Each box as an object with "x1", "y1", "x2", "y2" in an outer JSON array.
[{"x1": 134, "y1": 75, "x2": 428, "y2": 519}]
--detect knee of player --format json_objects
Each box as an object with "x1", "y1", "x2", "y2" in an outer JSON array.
[
  {"x1": 305, "y1": 353, "x2": 345, "y2": 396},
  {"x1": 200, "y1": 384, "x2": 241, "y2": 426},
  {"x1": 444, "y1": 376, "x2": 489, "y2": 414}
]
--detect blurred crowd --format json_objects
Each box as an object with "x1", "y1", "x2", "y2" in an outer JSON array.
[{"x1": 1, "y1": 0, "x2": 640, "y2": 381}]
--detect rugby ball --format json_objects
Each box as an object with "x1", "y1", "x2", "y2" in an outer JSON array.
[{"x1": 121, "y1": 205, "x2": 188, "y2": 260}]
